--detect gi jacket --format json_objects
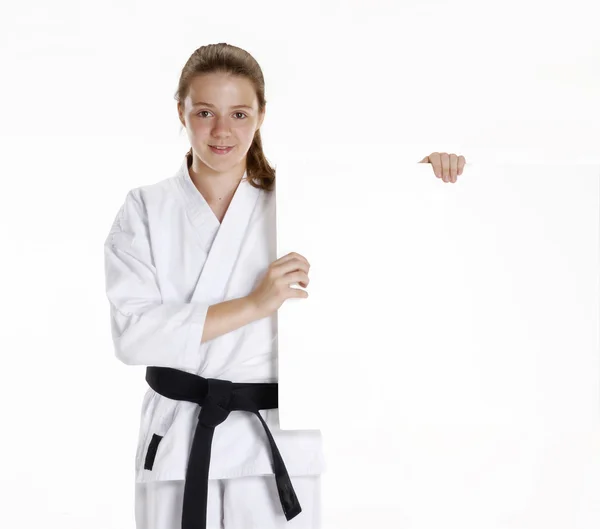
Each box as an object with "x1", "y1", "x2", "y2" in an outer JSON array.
[{"x1": 104, "y1": 156, "x2": 325, "y2": 482}]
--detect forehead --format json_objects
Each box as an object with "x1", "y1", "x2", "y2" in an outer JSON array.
[{"x1": 186, "y1": 73, "x2": 258, "y2": 109}]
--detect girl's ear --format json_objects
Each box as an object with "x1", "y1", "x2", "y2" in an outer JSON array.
[{"x1": 177, "y1": 103, "x2": 186, "y2": 127}]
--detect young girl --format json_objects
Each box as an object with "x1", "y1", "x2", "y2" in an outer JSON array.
[{"x1": 104, "y1": 42, "x2": 465, "y2": 529}]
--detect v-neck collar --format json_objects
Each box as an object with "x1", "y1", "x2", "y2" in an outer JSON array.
[{"x1": 171, "y1": 156, "x2": 258, "y2": 252}]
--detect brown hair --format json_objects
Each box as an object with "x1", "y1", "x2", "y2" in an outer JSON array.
[{"x1": 175, "y1": 43, "x2": 275, "y2": 192}]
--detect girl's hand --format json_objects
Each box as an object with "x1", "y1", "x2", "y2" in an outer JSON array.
[
  {"x1": 248, "y1": 252, "x2": 310, "y2": 318},
  {"x1": 419, "y1": 152, "x2": 466, "y2": 183}
]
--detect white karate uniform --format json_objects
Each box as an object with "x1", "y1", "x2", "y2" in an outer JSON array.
[
  {"x1": 104, "y1": 155, "x2": 325, "y2": 527},
  {"x1": 134, "y1": 475, "x2": 321, "y2": 529}
]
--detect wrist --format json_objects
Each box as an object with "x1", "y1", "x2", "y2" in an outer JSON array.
[{"x1": 244, "y1": 294, "x2": 264, "y2": 321}]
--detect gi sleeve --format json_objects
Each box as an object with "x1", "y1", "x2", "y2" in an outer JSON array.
[{"x1": 103, "y1": 189, "x2": 209, "y2": 370}]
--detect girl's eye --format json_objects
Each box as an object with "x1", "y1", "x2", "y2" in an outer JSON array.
[{"x1": 197, "y1": 111, "x2": 247, "y2": 119}]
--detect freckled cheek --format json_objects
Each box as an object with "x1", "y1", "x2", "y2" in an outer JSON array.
[
  {"x1": 192, "y1": 124, "x2": 212, "y2": 136},
  {"x1": 226, "y1": 126, "x2": 256, "y2": 146}
]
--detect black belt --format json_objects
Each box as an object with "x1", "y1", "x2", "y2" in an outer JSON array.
[{"x1": 145, "y1": 366, "x2": 302, "y2": 529}]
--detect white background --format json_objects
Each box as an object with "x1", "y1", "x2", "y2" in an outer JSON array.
[{"x1": 1, "y1": 1, "x2": 599, "y2": 528}]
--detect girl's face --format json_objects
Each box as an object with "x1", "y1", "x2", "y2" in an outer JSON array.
[{"x1": 178, "y1": 72, "x2": 264, "y2": 174}]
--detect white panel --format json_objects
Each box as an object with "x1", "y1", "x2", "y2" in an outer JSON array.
[{"x1": 277, "y1": 160, "x2": 600, "y2": 527}]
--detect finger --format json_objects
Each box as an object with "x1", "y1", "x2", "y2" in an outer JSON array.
[
  {"x1": 441, "y1": 153, "x2": 450, "y2": 182},
  {"x1": 286, "y1": 271, "x2": 309, "y2": 288},
  {"x1": 458, "y1": 155, "x2": 466, "y2": 175},
  {"x1": 450, "y1": 153, "x2": 458, "y2": 183},
  {"x1": 292, "y1": 252, "x2": 310, "y2": 267},
  {"x1": 429, "y1": 152, "x2": 442, "y2": 178},
  {"x1": 277, "y1": 259, "x2": 309, "y2": 277},
  {"x1": 276, "y1": 252, "x2": 310, "y2": 268},
  {"x1": 291, "y1": 271, "x2": 310, "y2": 288},
  {"x1": 291, "y1": 288, "x2": 309, "y2": 299}
]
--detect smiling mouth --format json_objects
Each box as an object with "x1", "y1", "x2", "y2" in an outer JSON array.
[{"x1": 209, "y1": 145, "x2": 235, "y2": 155}]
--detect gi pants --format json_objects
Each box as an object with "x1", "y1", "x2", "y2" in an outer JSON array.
[{"x1": 135, "y1": 474, "x2": 322, "y2": 529}]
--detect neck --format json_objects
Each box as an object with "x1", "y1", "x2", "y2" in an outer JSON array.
[{"x1": 187, "y1": 154, "x2": 246, "y2": 203}]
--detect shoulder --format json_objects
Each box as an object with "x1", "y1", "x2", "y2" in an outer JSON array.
[
  {"x1": 104, "y1": 189, "x2": 141, "y2": 250},
  {"x1": 136, "y1": 175, "x2": 177, "y2": 204},
  {"x1": 116, "y1": 175, "x2": 178, "y2": 223},
  {"x1": 105, "y1": 184, "x2": 155, "y2": 249},
  {"x1": 105, "y1": 165, "x2": 181, "y2": 248}
]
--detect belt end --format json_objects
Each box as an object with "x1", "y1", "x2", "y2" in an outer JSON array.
[{"x1": 284, "y1": 503, "x2": 302, "y2": 521}]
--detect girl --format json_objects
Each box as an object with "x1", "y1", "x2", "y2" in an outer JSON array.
[{"x1": 104, "y1": 42, "x2": 465, "y2": 529}]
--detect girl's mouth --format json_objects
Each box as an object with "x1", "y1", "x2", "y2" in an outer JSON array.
[{"x1": 209, "y1": 145, "x2": 234, "y2": 155}]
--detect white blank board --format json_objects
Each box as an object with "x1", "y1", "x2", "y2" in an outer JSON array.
[{"x1": 276, "y1": 161, "x2": 600, "y2": 528}]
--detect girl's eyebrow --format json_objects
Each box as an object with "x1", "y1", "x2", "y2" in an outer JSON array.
[{"x1": 192, "y1": 101, "x2": 253, "y2": 110}]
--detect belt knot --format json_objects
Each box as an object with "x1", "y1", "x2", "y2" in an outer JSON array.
[{"x1": 198, "y1": 378, "x2": 233, "y2": 428}]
